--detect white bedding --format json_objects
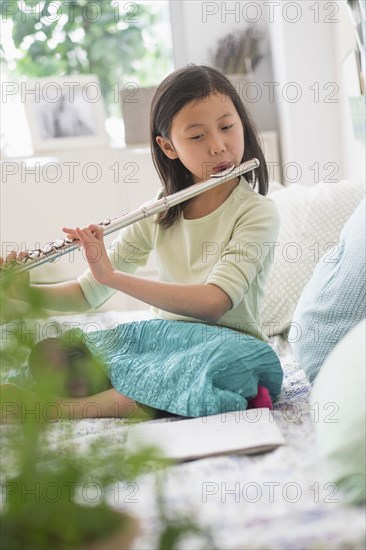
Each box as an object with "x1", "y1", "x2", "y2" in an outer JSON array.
[{"x1": 1, "y1": 310, "x2": 365, "y2": 549}]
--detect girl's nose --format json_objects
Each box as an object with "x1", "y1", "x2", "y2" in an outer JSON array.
[{"x1": 209, "y1": 135, "x2": 226, "y2": 155}]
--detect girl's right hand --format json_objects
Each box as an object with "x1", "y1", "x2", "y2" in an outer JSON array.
[{"x1": 0, "y1": 251, "x2": 30, "y2": 301}]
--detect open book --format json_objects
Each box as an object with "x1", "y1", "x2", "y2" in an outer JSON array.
[{"x1": 126, "y1": 408, "x2": 286, "y2": 461}]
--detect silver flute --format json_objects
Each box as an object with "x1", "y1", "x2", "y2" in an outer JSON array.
[{"x1": 0, "y1": 158, "x2": 259, "y2": 282}]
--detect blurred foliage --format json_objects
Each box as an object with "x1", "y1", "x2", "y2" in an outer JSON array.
[
  {"x1": 0, "y1": 0, "x2": 173, "y2": 115},
  {"x1": 0, "y1": 276, "x2": 214, "y2": 549}
]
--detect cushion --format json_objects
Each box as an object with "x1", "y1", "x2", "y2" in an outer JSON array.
[
  {"x1": 261, "y1": 180, "x2": 365, "y2": 336},
  {"x1": 289, "y1": 197, "x2": 366, "y2": 382},
  {"x1": 311, "y1": 319, "x2": 366, "y2": 504},
  {"x1": 268, "y1": 181, "x2": 283, "y2": 195}
]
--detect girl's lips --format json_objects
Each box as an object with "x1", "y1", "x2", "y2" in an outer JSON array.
[{"x1": 212, "y1": 162, "x2": 235, "y2": 174}]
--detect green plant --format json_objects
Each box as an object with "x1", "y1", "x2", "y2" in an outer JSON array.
[
  {"x1": 0, "y1": 280, "x2": 214, "y2": 549},
  {"x1": 0, "y1": 283, "x2": 149, "y2": 548},
  {"x1": 1, "y1": 0, "x2": 173, "y2": 116}
]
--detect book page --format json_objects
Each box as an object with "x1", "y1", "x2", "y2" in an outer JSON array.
[{"x1": 126, "y1": 408, "x2": 286, "y2": 461}]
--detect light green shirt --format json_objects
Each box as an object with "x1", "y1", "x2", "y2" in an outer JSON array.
[{"x1": 77, "y1": 178, "x2": 280, "y2": 341}]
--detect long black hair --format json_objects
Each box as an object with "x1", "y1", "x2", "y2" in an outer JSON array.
[{"x1": 150, "y1": 64, "x2": 268, "y2": 228}]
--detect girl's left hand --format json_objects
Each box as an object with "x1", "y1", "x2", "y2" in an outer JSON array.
[{"x1": 63, "y1": 224, "x2": 114, "y2": 285}]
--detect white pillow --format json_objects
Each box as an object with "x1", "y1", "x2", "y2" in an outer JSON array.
[
  {"x1": 268, "y1": 181, "x2": 283, "y2": 195},
  {"x1": 261, "y1": 180, "x2": 365, "y2": 336},
  {"x1": 311, "y1": 319, "x2": 366, "y2": 504}
]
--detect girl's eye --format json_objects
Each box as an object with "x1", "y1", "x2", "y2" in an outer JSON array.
[{"x1": 188, "y1": 123, "x2": 235, "y2": 139}]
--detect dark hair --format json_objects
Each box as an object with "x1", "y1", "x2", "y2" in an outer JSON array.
[{"x1": 150, "y1": 64, "x2": 268, "y2": 228}]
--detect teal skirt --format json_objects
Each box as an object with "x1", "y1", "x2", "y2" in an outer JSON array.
[
  {"x1": 2, "y1": 320, "x2": 283, "y2": 418},
  {"x1": 84, "y1": 320, "x2": 283, "y2": 417}
]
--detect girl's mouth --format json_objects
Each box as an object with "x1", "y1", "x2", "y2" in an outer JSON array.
[{"x1": 211, "y1": 162, "x2": 235, "y2": 175}]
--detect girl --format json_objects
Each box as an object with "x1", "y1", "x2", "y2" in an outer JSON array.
[{"x1": 1, "y1": 65, "x2": 282, "y2": 421}]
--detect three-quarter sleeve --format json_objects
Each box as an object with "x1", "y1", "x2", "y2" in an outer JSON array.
[{"x1": 206, "y1": 198, "x2": 280, "y2": 310}]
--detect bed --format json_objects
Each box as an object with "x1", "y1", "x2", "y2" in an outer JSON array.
[
  {"x1": 2, "y1": 179, "x2": 365, "y2": 548},
  {"x1": 1, "y1": 308, "x2": 365, "y2": 550}
]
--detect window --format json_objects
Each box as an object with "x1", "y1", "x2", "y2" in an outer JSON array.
[{"x1": 0, "y1": 0, "x2": 174, "y2": 156}]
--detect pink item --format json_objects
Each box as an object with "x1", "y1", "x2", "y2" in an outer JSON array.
[{"x1": 247, "y1": 385, "x2": 273, "y2": 409}]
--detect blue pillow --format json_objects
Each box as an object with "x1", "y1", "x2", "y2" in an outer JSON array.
[
  {"x1": 289, "y1": 197, "x2": 366, "y2": 383},
  {"x1": 84, "y1": 319, "x2": 283, "y2": 417}
]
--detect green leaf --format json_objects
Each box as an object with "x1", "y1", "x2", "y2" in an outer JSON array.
[{"x1": 3, "y1": 0, "x2": 173, "y2": 114}]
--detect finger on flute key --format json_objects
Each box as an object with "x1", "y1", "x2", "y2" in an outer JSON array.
[
  {"x1": 5, "y1": 251, "x2": 17, "y2": 265},
  {"x1": 62, "y1": 227, "x2": 79, "y2": 240},
  {"x1": 75, "y1": 227, "x2": 94, "y2": 241},
  {"x1": 88, "y1": 224, "x2": 103, "y2": 231},
  {"x1": 88, "y1": 224, "x2": 104, "y2": 238},
  {"x1": 18, "y1": 250, "x2": 29, "y2": 261},
  {"x1": 0, "y1": 253, "x2": 12, "y2": 267}
]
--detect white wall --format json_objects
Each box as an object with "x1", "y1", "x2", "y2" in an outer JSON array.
[
  {"x1": 268, "y1": 0, "x2": 365, "y2": 185},
  {"x1": 333, "y1": 1, "x2": 365, "y2": 184},
  {"x1": 268, "y1": 2, "x2": 344, "y2": 185},
  {"x1": 170, "y1": 0, "x2": 365, "y2": 186}
]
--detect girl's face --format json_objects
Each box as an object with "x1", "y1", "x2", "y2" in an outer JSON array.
[{"x1": 157, "y1": 93, "x2": 245, "y2": 183}]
